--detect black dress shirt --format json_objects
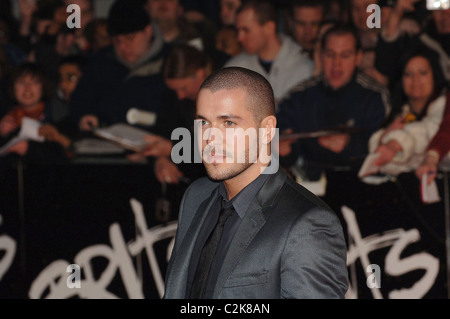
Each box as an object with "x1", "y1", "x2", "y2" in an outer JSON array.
[{"x1": 186, "y1": 172, "x2": 270, "y2": 298}]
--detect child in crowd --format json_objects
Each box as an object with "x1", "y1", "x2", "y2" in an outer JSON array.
[{"x1": 47, "y1": 55, "x2": 87, "y2": 127}]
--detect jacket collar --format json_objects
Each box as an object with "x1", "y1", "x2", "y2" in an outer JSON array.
[
  {"x1": 164, "y1": 167, "x2": 287, "y2": 298},
  {"x1": 212, "y1": 168, "x2": 287, "y2": 298}
]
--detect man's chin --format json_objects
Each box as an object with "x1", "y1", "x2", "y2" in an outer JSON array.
[
  {"x1": 204, "y1": 162, "x2": 253, "y2": 182},
  {"x1": 204, "y1": 162, "x2": 227, "y2": 181}
]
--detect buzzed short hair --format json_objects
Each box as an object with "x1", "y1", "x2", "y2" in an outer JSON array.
[
  {"x1": 321, "y1": 24, "x2": 361, "y2": 52},
  {"x1": 163, "y1": 44, "x2": 212, "y2": 80},
  {"x1": 200, "y1": 67, "x2": 275, "y2": 122},
  {"x1": 292, "y1": 0, "x2": 325, "y2": 10},
  {"x1": 236, "y1": 0, "x2": 278, "y2": 27}
]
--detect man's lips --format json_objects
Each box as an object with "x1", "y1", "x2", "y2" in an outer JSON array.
[
  {"x1": 204, "y1": 153, "x2": 227, "y2": 163},
  {"x1": 330, "y1": 70, "x2": 343, "y2": 80}
]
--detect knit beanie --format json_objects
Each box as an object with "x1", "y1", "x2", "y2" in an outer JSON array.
[{"x1": 107, "y1": 0, "x2": 151, "y2": 36}]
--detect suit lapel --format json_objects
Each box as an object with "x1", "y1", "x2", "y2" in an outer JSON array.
[
  {"x1": 212, "y1": 201, "x2": 266, "y2": 298},
  {"x1": 212, "y1": 169, "x2": 287, "y2": 298},
  {"x1": 165, "y1": 187, "x2": 219, "y2": 298}
]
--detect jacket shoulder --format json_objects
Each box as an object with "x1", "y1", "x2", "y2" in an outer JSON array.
[
  {"x1": 224, "y1": 53, "x2": 256, "y2": 68},
  {"x1": 277, "y1": 75, "x2": 322, "y2": 106},
  {"x1": 180, "y1": 177, "x2": 219, "y2": 214},
  {"x1": 187, "y1": 177, "x2": 218, "y2": 195},
  {"x1": 356, "y1": 72, "x2": 392, "y2": 115},
  {"x1": 282, "y1": 176, "x2": 333, "y2": 212}
]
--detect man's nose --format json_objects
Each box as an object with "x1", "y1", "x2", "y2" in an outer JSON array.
[
  {"x1": 116, "y1": 40, "x2": 129, "y2": 52},
  {"x1": 204, "y1": 127, "x2": 223, "y2": 145},
  {"x1": 237, "y1": 31, "x2": 245, "y2": 44},
  {"x1": 333, "y1": 56, "x2": 342, "y2": 67},
  {"x1": 177, "y1": 91, "x2": 186, "y2": 100}
]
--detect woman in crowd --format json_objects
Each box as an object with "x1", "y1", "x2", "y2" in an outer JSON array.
[
  {"x1": 0, "y1": 62, "x2": 71, "y2": 162},
  {"x1": 368, "y1": 47, "x2": 448, "y2": 176}
]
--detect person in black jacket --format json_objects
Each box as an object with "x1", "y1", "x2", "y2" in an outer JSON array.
[
  {"x1": 70, "y1": 0, "x2": 169, "y2": 132},
  {"x1": 276, "y1": 25, "x2": 390, "y2": 183},
  {"x1": 130, "y1": 43, "x2": 212, "y2": 185}
]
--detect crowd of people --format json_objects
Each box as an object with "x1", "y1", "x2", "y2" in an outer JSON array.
[{"x1": 0, "y1": 0, "x2": 449, "y2": 205}]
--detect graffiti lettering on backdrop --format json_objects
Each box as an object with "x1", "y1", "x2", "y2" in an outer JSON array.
[
  {"x1": 13, "y1": 203, "x2": 443, "y2": 298},
  {"x1": 28, "y1": 199, "x2": 177, "y2": 299},
  {"x1": 0, "y1": 215, "x2": 17, "y2": 282},
  {"x1": 343, "y1": 206, "x2": 440, "y2": 299}
]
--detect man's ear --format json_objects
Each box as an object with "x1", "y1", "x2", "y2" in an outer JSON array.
[
  {"x1": 286, "y1": 14, "x2": 294, "y2": 31},
  {"x1": 263, "y1": 20, "x2": 277, "y2": 37},
  {"x1": 260, "y1": 115, "x2": 277, "y2": 144},
  {"x1": 195, "y1": 68, "x2": 206, "y2": 80},
  {"x1": 355, "y1": 49, "x2": 363, "y2": 67},
  {"x1": 177, "y1": 3, "x2": 184, "y2": 17},
  {"x1": 144, "y1": 24, "x2": 153, "y2": 40}
]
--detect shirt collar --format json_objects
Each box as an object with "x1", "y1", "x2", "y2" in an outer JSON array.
[
  {"x1": 218, "y1": 172, "x2": 270, "y2": 219},
  {"x1": 322, "y1": 70, "x2": 358, "y2": 94}
]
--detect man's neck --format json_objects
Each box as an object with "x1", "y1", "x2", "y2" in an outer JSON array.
[
  {"x1": 158, "y1": 21, "x2": 180, "y2": 42},
  {"x1": 258, "y1": 34, "x2": 281, "y2": 62},
  {"x1": 223, "y1": 160, "x2": 270, "y2": 200},
  {"x1": 116, "y1": 44, "x2": 153, "y2": 70}
]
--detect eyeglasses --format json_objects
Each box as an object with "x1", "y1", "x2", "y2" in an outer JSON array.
[{"x1": 59, "y1": 73, "x2": 80, "y2": 83}]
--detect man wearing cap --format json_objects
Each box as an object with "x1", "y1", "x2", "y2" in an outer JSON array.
[{"x1": 69, "y1": 0, "x2": 168, "y2": 131}]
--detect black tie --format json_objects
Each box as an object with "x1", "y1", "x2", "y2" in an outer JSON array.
[{"x1": 189, "y1": 201, "x2": 234, "y2": 298}]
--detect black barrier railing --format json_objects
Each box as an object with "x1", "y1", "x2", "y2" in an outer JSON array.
[{"x1": 0, "y1": 154, "x2": 449, "y2": 299}]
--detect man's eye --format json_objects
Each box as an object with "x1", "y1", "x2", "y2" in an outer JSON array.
[
  {"x1": 201, "y1": 120, "x2": 209, "y2": 126},
  {"x1": 225, "y1": 120, "x2": 235, "y2": 126}
]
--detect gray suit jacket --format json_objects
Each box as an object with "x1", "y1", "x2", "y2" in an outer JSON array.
[{"x1": 163, "y1": 169, "x2": 348, "y2": 299}]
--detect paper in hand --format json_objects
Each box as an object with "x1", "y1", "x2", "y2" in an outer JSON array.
[
  {"x1": 0, "y1": 117, "x2": 44, "y2": 156},
  {"x1": 94, "y1": 123, "x2": 152, "y2": 152},
  {"x1": 20, "y1": 117, "x2": 45, "y2": 142},
  {"x1": 358, "y1": 153, "x2": 380, "y2": 178},
  {"x1": 421, "y1": 174, "x2": 441, "y2": 204}
]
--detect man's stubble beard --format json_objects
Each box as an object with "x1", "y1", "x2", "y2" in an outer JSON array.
[{"x1": 203, "y1": 137, "x2": 259, "y2": 182}]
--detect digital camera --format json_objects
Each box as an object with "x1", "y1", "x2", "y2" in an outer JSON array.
[{"x1": 426, "y1": 0, "x2": 450, "y2": 10}]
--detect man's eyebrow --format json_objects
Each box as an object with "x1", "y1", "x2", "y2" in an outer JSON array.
[
  {"x1": 323, "y1": 48, "x2": 356, "y2": 54},
  {"x1": 218, "y1": 114, "x2": 243, "y2": 120},
  {"x1": 195, "y1": 114, "x2": 244, "y2": 120}
]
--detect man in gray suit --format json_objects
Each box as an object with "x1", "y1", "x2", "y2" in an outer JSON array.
[{"x1": 163, "y1": 67, "x2": 348, "y2": 299}]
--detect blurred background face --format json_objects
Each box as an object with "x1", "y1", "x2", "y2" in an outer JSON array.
[
  {"x1": 112, "y1": 26, "x2": 152, "y2": 64},
  {"x1": 220, "y1": 0, "x2": 241, "y2": 26},
  {"x1": 216, "y1": 27, "x2": 242, "y2": 56},
  {"x1": 147, "y1": 0, "x2": 182, "y2": 25},
  {"x1": 165, "y1": 69, "x2": 206, "y2": 100},
  {"x1": 236, "y1": 9, "x2": 268, "y2": 55},
  {"x1": 402, "y1": 56, "x2": 434, "y2": 105},
  {"x1": 321, "y1": 33, "x2": 361, "y2": 90},
  {"x1": 55, "y1": 33, "x2": 76, "y2": 55},
  {"x1": 14, "y1": 74, "x2": 43, "y2": 108},
  {"x1": 58, "y1": 64, "x2": 82, "y2": 101},
  {"x1": 93, "y1": 22, "x2": 111, "y2": 51},
  {"x1": 432, "y1": 9, "x2": 450, "y2": 34},
  {"x1": 291, "y1": 6, "x2": 324, "y2": 51}
]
